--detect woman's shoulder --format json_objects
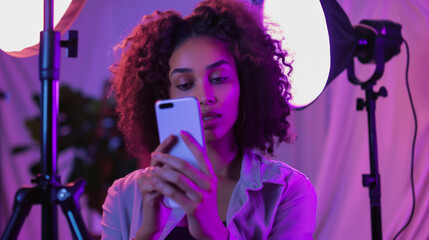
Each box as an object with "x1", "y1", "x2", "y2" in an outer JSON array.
[{"x1": 249, "y1": 152, "x2": 315, "y2": 191}]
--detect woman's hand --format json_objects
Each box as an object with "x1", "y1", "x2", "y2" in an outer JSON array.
[
  {"x1": 151, "y1": 131, "x2": 229, "y2": 240},
  {"x1": 134, "y1": 135, "x2": 177, "y2": 240}
]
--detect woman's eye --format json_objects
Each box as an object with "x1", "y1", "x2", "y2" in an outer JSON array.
[
  {"x1": 176, "y1": 82, "x2": 194, "y2": 90},
  {"x1": 210, "y1": 77, "x2": 228, "y2": 84}
]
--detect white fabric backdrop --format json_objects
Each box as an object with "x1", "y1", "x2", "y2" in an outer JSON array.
[{"x1": 0, "y1": 0, "x2": 428, "y2": 239}]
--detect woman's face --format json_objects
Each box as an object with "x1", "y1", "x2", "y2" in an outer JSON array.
[{"x1": 168, "y1": 36, "x2": 240, "y2": 143}]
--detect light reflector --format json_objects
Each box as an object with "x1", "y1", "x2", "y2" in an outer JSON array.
[
  {"x1": 0, "y1": 0, "x2": 85, "y2": 58},
  {"x1": 263, "y1": 0, "x2": 331, "y2": 108}
]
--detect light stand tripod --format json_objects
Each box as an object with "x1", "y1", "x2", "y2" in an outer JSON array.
[
  {"x1": 347, "y1": 19, "x2": 403, "y2": 240},
  {"x1": 1, "y1": 0, "x2": 90, "y2": 239}
]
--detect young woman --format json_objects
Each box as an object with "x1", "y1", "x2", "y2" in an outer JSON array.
[{"x1": 101, "y1": 0, "x2": 316, "y2": 239}]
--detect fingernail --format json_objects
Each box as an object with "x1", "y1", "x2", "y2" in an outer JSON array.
[{"x1": 152, "y1": 153, "x2": 161, "y2": 159}]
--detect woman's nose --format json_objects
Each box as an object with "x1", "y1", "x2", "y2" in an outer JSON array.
[{"x1": 197, "y1": 82, "x2": 216, "y2": 105}]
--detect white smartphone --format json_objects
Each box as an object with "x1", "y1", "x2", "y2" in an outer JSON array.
[{"x1": 155, "y1": 97, "x2": 205, "y2": 208}]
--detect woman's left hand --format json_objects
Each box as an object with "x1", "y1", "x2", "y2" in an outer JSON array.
[{"x1": 150, "y1": 130, "x2": 229, "y2": 240}]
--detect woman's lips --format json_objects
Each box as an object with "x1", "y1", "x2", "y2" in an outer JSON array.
[{"x1": 201, "y1": 111, "x2": 221, "y2": 129}]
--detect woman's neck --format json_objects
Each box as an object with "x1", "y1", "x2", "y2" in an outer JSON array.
[{"x1": 205, "y1": 130, "x2": 241, "y2": 180}]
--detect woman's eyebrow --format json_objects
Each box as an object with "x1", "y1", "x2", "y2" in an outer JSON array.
[
  {"x1": 170, "y1": 60, "x2": 231, "y2": 78},
  {"x1": 206, "y1": 60, "x2": 231, "y2": 70},
  {"x1": 170, "y1": 68, "x2": 192, "y2": 78}
]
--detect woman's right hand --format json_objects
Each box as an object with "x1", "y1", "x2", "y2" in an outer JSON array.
[{"x1": 134, "y1": 135, "x2": 177, "y2": 240}]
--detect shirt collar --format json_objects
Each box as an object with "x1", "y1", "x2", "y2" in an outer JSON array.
[{"x1": 239, "y1": 150, "x2": 288, "y2": 190}]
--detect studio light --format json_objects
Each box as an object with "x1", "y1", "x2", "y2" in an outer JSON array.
[
  {"x1": 263, "y1": 0, "x2": 333, "y2": 108},
  {"x1": 0, "y1": 0, "x2": 86, "y2": 57},
  {"x1": 260, "y1": 1, "x2": 404, "y2": 239},
  {"x1": 261, "y1": 0, "x2": 402, "y2": 109},
  {"x1": 348, "y1": 19, "x2": 403, "y2": 85}
]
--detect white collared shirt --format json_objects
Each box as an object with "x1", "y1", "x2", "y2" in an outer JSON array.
[{"x1": 101, "y1": 151, "x2": 317, "y2": 240}]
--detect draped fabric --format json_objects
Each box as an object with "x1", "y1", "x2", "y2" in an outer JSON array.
[{"x1": 0, "y1": 0, "x2": 428, "y2": 239}]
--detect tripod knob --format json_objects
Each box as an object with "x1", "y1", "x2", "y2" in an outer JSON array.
[
  {"x1": 60, "y1": 30, "x2": 78, "y2": 58},
  {"x1": 377, "y1": 86, "x2": 388, "y2": 98},
  {"x1": 362, "y1": 174, "x2": 375, "y2": 187},
  {"x1": 357, "y1": 98, "x2": 365, "y2": 111}
]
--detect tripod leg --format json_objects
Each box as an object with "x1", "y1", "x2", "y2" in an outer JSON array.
[
  {"x1": 57, "y1": 179, "x2": 91, "y2": 240},
  {"x1": 1, "y1": 187, "x2": 37, "y2": 240}
]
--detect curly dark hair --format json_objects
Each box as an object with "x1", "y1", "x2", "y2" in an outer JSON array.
[{"x1": 110, "y1": 0, "x2": 293, "y2": 165}]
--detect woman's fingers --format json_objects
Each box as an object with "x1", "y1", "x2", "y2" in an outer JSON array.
[
  {"x1": 138, "y1": 159, "x2": 216, "y2": 218},
  {"x1": 152, "y1": 177, "x2": 195, "y2": 209},
  {"x1": 138, "y1": 165, "x2": 205, "y2": 202},
  {"x1": 144, "y1": 131, "x2": 216, "y2": 212},
  {"x1": 153, "y1": 166, "x2": 203, "y2": 202},
  {"x1": 138, "y1": 168, "x2": 164, "y2": 209},
  {"x1": 138, "y1": 167, "x2": 160, "y2": 194},
  {"x1": 180, "y1": 130, "x2": 214, "y2": 175},
  {"x1": 151, "y1": 135, "x2": 178, "y2": 166},
  {"x1": 151, "y1": 152, "x2": 211, "y2": 191}
]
